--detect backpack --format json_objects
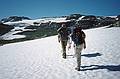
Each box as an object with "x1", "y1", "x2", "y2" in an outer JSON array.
[
  {"x1": 58, "y1": 27, "x2": 70, "y2": 40},
  {"x1": 71, "y1": 27, "x2": 85, "y2": 45}
]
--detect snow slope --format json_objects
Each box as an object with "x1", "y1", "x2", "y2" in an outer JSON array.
[{"x1": 0, "y1": 27, "x2": 120, "y2": 79}]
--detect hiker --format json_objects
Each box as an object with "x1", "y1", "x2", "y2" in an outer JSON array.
[
  {"x1": 57, "y1": 23, "x2": 71, "y2": 59},
  {"x1": 70, "y1": 25, "x2": 86, "y2": 71}
]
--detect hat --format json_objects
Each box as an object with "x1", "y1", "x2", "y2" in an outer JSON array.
[{"x1": 62, "y1": 23, "x2": 66, "y2": 27}]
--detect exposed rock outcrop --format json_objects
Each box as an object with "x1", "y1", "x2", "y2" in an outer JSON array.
[{"x1": 0, "y1": 23, "x2": 14, "y2": 36}]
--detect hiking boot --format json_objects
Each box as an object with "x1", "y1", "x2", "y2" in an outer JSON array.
[
  {"x1": 75, "y1": 67, "x2": 80, "y2": 71},
  {"x1": 62, "y1": 53, "x2": 66, "y2": 59}
]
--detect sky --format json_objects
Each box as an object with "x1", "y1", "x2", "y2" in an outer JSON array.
[{"x1": 0, "y1": 0, "x2": 120, "y2": 19}]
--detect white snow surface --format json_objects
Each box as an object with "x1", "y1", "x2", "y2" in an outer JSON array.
[
  {"x1": 0, "y1": 27, "x2": 120, "y2": 79},
  {"x1": 0, "y1": 31, "x2": 26, "y2": 40}
]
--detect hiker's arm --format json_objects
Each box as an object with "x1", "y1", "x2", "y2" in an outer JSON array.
[
  {"x1": 82, "y1": 31, "x2": 86, "y2": 49},
  {"x1": 84, "y1": 40, "x2": 86, "y2": 49},
  {"x1": 57, "y1": 32, "x2": 60, "y2": 43},
  {"x1": 67, "y1": 28, "x2": 72, "y2": 49},
  {"x1": 82, "y1": 31, "x2": 86, "y2": 38},
  {"x1": 57, "y1": 27, "x2": 62, "y2": 43},
  {"x1": 83, "y1": 34, "x2": 86, "y2": 49},
  {"x1": 67, "y1": 35, "x2": 72, "y2": 49}
]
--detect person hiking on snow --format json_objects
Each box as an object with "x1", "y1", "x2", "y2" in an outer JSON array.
[
  {"x1": 57, "y1": 23, "x2": 71, "y2": 59},
  {"x1": 69, "y1": 24, "x2": 86, "y2": 71}
]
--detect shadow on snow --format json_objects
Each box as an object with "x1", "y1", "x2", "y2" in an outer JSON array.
[
  {"x1": 67, "y1": 53, "x2": 120, "y2": 71},
  {"x1": 81, "y1": 65, "x2": 120, "y2": 71},
  {"x1": 67, "y1": 52, "x2": 102, "y2": 58},
  {"x1": 81, "y1": 52, "x2": 102, "y2": 57}
]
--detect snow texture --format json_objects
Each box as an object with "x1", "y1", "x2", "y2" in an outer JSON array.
[
  {"x1": 0, "y1": 27, "x2": 120, "y2": 79},
  {"x1": 4, "y1": 17, "x2": 67, "y2": 26}
]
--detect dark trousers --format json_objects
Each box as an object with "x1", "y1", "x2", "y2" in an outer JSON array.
[{"x1": 61, "y1": 40, "x2": 67, "y2": 54}]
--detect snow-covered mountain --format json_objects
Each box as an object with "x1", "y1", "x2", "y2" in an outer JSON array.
[
  {"x1": 0, "y1": 14, "x2": 119, "y2": 41},
  {"x1": 1, "y1": 16, "x2": 31, "y2": 23},
  {"x1": 0, "y1": 17, "x2": 69, "y2": 40},
  {"x1": 0, "y1": 27, "x2": 120, "y2": 79},
  {"x1": 1, "y1": 15, "x2": 117, "y2": 28},
  {"x1": 3, "y1": 15, "x2": 117, "y2": 29}
]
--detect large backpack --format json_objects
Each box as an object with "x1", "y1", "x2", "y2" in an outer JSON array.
[
  {"x1": 58, "y1": 27, "x2": 70, "y2": 40},
  {"x1": 71, "y1": 27, "x2": 85, "y2": 45}
]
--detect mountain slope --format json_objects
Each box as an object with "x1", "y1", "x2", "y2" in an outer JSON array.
[
  {"x1": 0, "y1": 23, "x2": 14, "y2": 36},
  {"x1": 0, "y1": 27, "x2": 120, "y2": 79},
  {"x1": 1, "y1": 16, "x2": 31, "y2": 23}
]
